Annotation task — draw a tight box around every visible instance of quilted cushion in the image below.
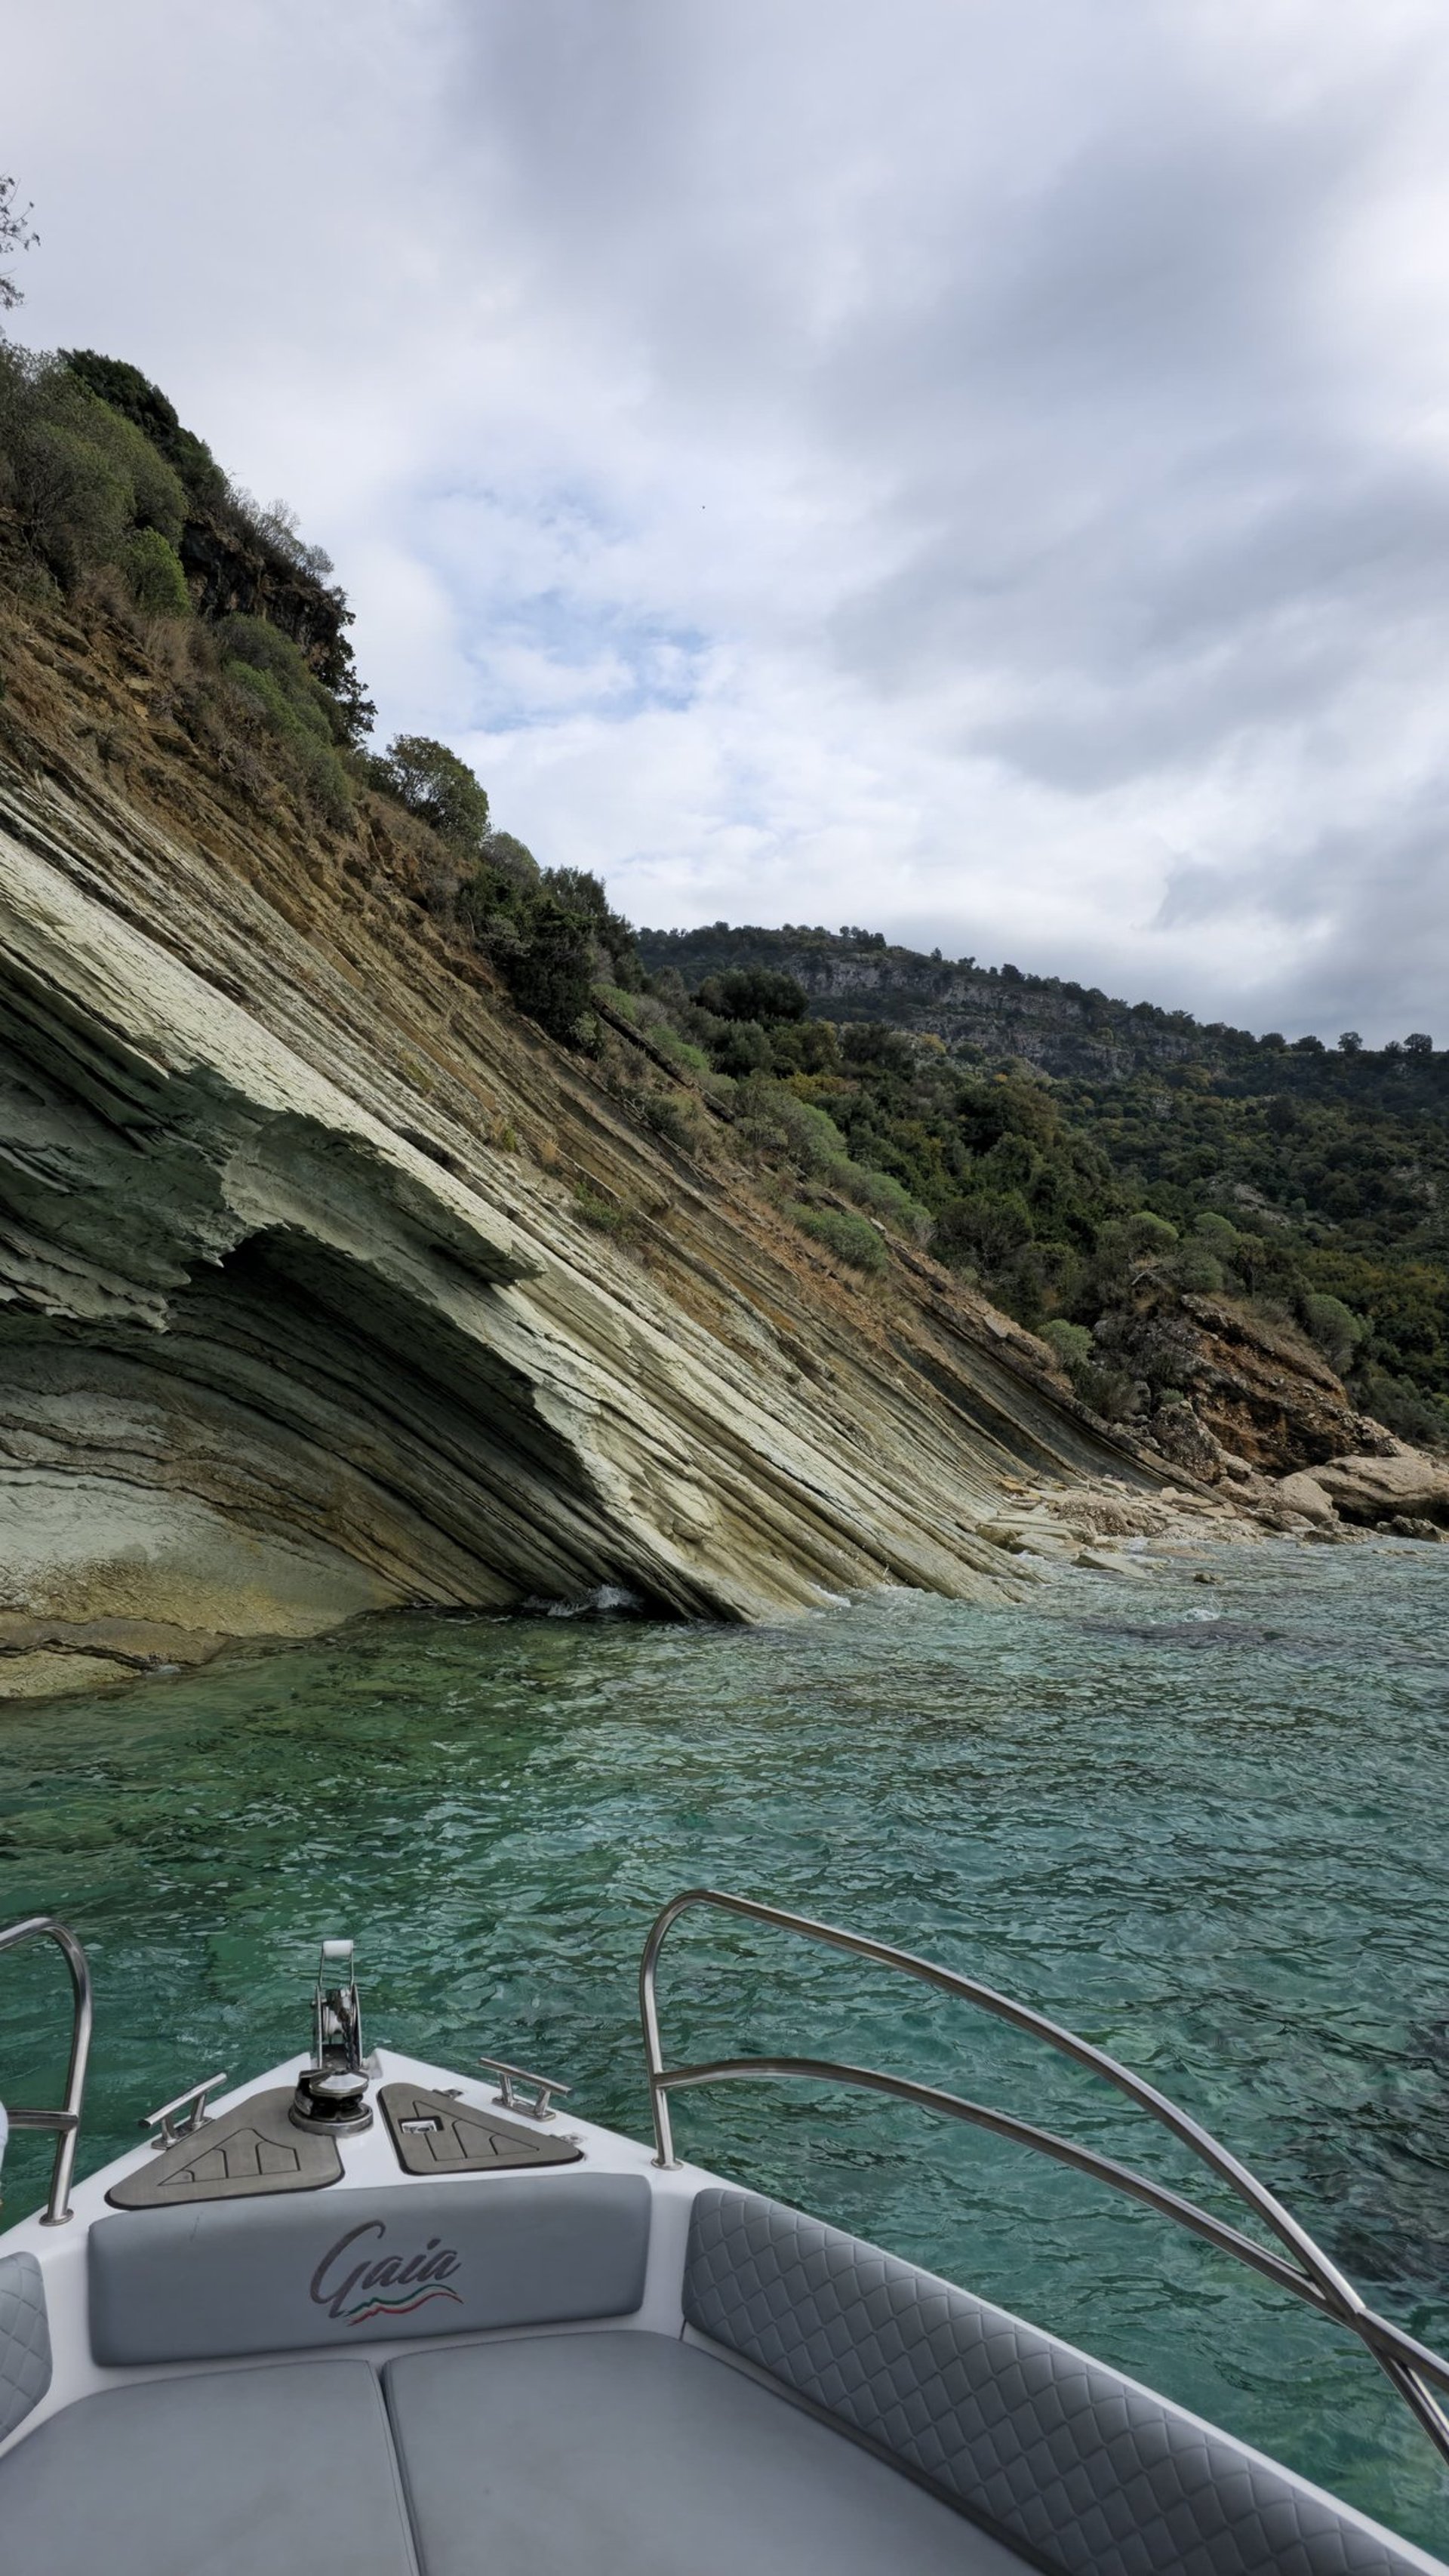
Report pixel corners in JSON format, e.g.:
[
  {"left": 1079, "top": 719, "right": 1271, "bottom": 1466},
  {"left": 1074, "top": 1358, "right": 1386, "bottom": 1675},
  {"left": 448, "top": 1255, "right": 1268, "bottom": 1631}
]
[
  {"left": 0, "top": 2252, "right": 51, "bottom": 2442},
  {"left": 683, "top": 2189, "right": 1424, "bottom": 2576}
]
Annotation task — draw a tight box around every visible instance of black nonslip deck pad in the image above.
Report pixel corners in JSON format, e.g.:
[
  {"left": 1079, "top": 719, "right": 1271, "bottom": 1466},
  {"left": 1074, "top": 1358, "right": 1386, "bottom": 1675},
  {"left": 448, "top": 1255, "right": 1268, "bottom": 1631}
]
[
  {"left": 106, "top": 2088, "right": 343, "bottom": 2208},
  {"left": 379, "top": 2082, "right": 583, "bottom": 2175}
]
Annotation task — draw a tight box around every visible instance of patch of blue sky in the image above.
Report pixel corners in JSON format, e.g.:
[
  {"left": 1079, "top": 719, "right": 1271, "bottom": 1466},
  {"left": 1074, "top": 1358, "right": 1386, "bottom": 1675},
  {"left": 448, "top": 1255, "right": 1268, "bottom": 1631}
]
[
  {"left": 466, "top": 594, "right": 710, "bottom": 731},
  {"left": 416, "top": 475, "right": 710, "bottom": 728}
]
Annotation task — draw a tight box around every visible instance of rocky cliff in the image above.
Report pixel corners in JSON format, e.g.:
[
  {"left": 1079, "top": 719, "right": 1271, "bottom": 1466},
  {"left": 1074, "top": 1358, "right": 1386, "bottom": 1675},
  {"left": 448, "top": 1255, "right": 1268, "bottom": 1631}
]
[
  {"left": 638, "top": 923, "right": 1237, "bottom": 1081},
  {"left": 638, "top": 924, "right": 1449, "bottom": 1109},
  {"left": 0, "top": 588, "right": 1168, "bottom": 1698}
]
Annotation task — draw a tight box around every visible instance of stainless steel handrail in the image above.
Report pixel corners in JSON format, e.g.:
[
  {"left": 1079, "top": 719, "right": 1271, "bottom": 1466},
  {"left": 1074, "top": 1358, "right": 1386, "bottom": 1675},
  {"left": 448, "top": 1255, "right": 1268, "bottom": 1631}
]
[
  {"left": 0, "top": 1917, "right": 94, "bottom": 2225},
  {"left": 639, "top": 1887, "right": 1449, "bottom": 2467}
]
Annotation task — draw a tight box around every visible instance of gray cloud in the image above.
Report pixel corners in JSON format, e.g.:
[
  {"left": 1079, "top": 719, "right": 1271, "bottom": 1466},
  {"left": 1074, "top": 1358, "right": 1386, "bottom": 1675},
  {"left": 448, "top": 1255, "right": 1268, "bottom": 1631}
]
[{"left": 8, "top": 0, "right": 1449, "bottom": 1041}]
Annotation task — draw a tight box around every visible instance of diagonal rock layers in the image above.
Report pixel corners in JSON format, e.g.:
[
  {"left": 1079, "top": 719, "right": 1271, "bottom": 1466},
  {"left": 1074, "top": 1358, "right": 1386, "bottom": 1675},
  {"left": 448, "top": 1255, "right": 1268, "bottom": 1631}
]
[{"left": 0, "top": 743, "right": 1142, "bottom": 1695}]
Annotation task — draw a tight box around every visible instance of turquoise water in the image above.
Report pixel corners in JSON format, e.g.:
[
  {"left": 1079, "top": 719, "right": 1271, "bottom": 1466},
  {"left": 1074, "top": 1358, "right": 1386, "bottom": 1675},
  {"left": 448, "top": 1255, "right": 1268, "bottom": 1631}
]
[{"left": 2, "top": 1541, "right": 1446, "bottom": 2550}]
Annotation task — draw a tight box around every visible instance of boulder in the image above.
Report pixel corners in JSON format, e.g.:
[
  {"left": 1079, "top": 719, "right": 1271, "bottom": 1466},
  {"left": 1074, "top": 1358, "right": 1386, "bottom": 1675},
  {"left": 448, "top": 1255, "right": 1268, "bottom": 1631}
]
[
  {"left": 1313, "top": 1449, "right": 1449, "bottom": 1527},
  {"left": 1275, "top": 1471, "right": 1338, "bottom": 1527}
]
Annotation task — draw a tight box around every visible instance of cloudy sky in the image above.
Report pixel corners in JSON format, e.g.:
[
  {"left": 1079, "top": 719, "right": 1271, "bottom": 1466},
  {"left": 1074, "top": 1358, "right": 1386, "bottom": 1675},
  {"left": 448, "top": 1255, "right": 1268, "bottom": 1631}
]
[{"left": 9, "top": 1, "right": 1449, "bottom": 1039}]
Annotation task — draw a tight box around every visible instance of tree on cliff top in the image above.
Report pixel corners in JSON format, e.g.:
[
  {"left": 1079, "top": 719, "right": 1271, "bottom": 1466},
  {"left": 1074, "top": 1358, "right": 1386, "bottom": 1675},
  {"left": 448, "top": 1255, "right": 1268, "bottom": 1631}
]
[
  {"left": 60, "top": 349, "right": 226, "bottom": 508},
  {"left": 1, "top": 176, "right": 37, "bottom": 317},
  {"left": 376, "top": 734, "right": 491, "bottom": 854}
]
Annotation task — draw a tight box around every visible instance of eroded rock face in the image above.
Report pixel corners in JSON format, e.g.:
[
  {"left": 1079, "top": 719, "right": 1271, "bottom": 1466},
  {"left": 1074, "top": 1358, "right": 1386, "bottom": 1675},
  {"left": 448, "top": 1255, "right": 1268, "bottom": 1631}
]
[
  {"left": 0, "top": 710, "right": 1149, "bottom": 1694},
  {"left": 1132, "top": 1295, "right": 1383, "bottom": 1474}
]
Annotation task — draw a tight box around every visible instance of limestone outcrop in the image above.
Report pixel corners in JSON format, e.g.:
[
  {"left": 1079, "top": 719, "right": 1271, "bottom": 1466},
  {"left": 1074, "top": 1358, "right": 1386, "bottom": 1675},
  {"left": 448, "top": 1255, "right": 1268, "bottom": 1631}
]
[
  {"left": 1275, "top": 1470, "right": 1338, "bottom": 1527},
  {"left": 0, "top": 596, "right": 1155, "bottom": 1695},
  {"left": 1311, "top": 1450, "right": 1449, "bottom": 1528}
]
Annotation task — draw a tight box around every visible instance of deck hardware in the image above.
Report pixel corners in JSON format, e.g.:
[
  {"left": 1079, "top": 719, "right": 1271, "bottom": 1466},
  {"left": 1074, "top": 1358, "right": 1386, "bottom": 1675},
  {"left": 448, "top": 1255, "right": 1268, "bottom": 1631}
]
[
  {"left": 0, "top": 1917, "right": 93, "bottom": 2225},
  {"left": 313, "top": 1937, "right": 364, "bottom": 2073},
  {"left": 477, "top": 2055, "right": 571, "bottom": 2122},
  {"left": 141, "top": 2073, "right": 229, "bottom": 2149},
  {"left": 289, "top": 1936, "right": 373, "bottom": 2134},
  {"left": 639, "top": 1885, "right": 1449, "bottom": 2473}
]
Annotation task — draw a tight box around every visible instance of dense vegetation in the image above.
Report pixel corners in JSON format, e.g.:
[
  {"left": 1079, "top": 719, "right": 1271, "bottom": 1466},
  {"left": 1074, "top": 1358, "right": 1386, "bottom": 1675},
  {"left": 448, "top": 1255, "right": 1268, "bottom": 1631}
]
[{"left": 636, "top": 930, "right": 1449, "bottom": 1446}]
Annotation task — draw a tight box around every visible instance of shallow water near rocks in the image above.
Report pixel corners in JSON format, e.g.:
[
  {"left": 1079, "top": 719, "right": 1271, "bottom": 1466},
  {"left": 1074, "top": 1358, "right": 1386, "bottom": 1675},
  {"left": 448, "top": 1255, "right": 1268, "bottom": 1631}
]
[{"left": 2, "top": 1540, "right": 1446, "bottom": 2550}]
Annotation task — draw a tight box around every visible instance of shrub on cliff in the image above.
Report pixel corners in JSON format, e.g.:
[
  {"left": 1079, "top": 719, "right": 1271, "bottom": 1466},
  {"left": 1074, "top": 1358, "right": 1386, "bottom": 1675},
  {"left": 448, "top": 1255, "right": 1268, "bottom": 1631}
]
[
  {"left": 834, "top": 1162, "right": 928, "bottom": 1233},
  {"left": 709, "top": 1017, "right": 772, "bottom": 1076},
  {"left": 841, "top": 1020, "right": 915, "bottom": 1077},
  {"left": 735, "top": 1075, "right": 848, "bottom": 1176},
  {"left": 1302, "top": 1292, "right": 1364, "bottom": 1375},
  {"left": 220, "top": 614, "right": 347, "bottom": 739},
  {"left": 441, "top": 811, "right": 641, "bottom": 1041},
  {"left": 636, "top": 1086, "right": 708, "bottom": 1150},
  {"left": 1169, "top": 1242, "right": 1224, "bottom": 1296},
  {"left": 539, "top": 864, "right": 640, "bottom": 988},
  {"left": 488, "top": 894, "right": 595, "bottom": 1038},
  {"left": 1040, "top": 1317, "right": 1093, "bottom": 1372},
  {"left": 1072, "top": 1359, "right": 1139, "bottom": 1422},
  {"left": 372, "top": 743, "right": 639, "bottom": 1039},
  {"left": 481, "top": 829, "right": 540, "bottom": 890},
  {"left": 123, "top": 527, "right": 191, "bottom": 616},
  {"left": 1192, "top": 1211, "right": 1240, "bottom": 1256},
  {"left": 766, "top": 1017, "right": 839, "bottom": 1076},
  {"left": 789, "top": 1204, "right": 888, "bottom": 1273},
  {"left": 217, "top": 614, "right": 355, "bottom": 823},
  {"left": 1354, "top": 1363, "right": 1446, "bottom": 1446}
]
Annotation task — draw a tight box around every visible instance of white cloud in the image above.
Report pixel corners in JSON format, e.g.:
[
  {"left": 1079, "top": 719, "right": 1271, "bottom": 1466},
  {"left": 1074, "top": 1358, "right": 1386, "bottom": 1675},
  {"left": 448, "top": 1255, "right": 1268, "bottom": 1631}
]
[{"left": 8, "top": 0, "right": 1449, "bottom": 1039}]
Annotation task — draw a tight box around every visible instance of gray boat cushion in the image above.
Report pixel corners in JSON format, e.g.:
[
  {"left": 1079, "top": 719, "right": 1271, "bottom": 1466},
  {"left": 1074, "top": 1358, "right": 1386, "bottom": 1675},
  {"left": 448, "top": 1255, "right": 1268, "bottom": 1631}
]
[
  {"left": 0, "top": 2251, "right": 51, "bottom": 2441},
  {"left": 0, "top": 2356, "right": 415, "bottom": 2576},
  {"left": 684, "top": 2189, "right": 1426, "bottom": 2576},
  {"left": 89, "top": 2171, "right": 650, "bottom": 2364},
  {"left": 385, "top": 2326, "right": 1030, "bottom": 2575}
]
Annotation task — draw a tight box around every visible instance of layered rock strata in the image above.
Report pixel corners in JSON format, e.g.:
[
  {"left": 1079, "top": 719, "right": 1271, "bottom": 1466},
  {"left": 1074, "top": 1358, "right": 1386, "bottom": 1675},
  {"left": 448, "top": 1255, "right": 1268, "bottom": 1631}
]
[{"left": 0, "top": 610, "right": 1160, "bottom": 1695}]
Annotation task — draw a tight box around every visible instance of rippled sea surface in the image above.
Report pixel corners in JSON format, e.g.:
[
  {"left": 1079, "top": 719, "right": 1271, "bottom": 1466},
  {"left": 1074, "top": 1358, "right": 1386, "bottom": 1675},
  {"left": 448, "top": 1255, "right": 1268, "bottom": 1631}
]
[{"left": 2, "top": 1540, "right": 1446, "bottom": 2548}]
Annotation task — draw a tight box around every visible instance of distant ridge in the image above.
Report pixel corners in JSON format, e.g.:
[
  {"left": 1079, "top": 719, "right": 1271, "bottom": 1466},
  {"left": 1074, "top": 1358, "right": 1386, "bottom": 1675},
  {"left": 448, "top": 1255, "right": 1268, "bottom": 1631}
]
[{"left": 638, "top": 921, "right": 1444, "bottom": 1100}]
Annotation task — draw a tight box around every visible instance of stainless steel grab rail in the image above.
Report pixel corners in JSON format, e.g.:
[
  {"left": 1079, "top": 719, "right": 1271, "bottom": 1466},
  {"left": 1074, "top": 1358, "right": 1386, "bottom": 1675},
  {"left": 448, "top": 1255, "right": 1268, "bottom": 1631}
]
[
  {"left": 0, "top": 1917, "right": 94, "bottom": 2225},
  {"left": 639, "top": 1887, "right": 1449, "bottom": 2467}
]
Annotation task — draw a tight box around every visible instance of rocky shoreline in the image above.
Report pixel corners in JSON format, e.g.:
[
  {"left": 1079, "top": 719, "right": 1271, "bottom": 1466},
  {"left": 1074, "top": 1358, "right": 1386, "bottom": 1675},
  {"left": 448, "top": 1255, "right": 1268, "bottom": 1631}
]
[{"left": 976, "top": 1433, "right": 1449, "bottom": 1583}]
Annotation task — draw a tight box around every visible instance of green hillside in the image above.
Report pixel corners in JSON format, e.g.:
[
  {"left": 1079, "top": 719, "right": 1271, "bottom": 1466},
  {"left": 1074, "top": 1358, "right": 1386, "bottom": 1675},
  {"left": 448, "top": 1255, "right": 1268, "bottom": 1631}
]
[{"left": 635, "top": 926, "right": 1449, "bottom": 1445}]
